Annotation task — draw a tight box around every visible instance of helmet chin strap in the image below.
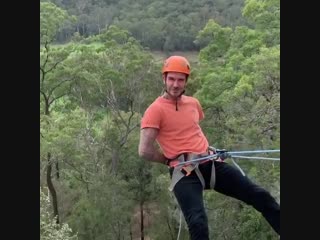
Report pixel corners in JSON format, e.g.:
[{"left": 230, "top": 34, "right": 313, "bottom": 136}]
[{"left": 164, "top": 84, "right": 185, "bottom": 111}]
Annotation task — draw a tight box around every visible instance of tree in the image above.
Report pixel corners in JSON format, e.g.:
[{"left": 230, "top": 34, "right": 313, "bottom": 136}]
[
  {"left": 242, "top": 0, "right": 280, "bottom": 46},
  {"left": 88, "top": 6, "right": 116, "bottom": 34},
  {"left": 40, "top": 2, "right": 76, "bottom": 45},
  {"left": 41, "top": 1, "right": 77, "bottom": 223},
  {"left": 40, "top": 187, "right": 78, "bottom": 240},
  {"left": 64, "top": 26, "right": 161, "bottom": 174},
  {"left": 190, "top": 0, "right": 280, "bottom": 237}
]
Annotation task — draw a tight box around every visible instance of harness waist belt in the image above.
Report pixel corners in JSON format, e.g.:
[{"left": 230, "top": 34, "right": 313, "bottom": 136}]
[{"left": 168, "top": 151, "right": 216, "bottom": 191}]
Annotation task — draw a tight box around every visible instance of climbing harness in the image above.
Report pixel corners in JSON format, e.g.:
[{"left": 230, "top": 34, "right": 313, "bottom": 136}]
[
  {"left": 168, "top": 150, "right": 219, "bottom": 191},
  {"left": 171, "top": 149, "right": 280, "bottom": 178},
  {"left": 172, "top": 148, "right": 280, "bottom": 240}
]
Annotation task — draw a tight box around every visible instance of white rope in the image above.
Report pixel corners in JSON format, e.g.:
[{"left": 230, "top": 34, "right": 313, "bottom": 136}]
[
  {"left": 228, "top": 150, "right": 280, "bottom": 154},
  {"left": 173, "top": 149, "right": 280, "bottom": 240},
  {"left": 177, "top": 209, "right": 182, "bottom": 240},
  {"left": 231, "top": 158, "right": 246, "bottom": 176},
  {"left": 174, "top": 149, "right": 280, "bottom": 167},
  {"left": 230, "top": 155, "right": 280, "bottom": 161}
]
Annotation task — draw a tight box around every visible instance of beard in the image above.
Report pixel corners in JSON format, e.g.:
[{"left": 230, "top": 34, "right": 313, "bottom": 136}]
[{"left": 164, "top": 86, "right": 185, "bottom": 99}]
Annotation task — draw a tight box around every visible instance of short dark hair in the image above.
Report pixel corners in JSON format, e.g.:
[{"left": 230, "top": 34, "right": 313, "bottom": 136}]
[{"left": 164, "top": 73, "right": 189, "bottom": 81}]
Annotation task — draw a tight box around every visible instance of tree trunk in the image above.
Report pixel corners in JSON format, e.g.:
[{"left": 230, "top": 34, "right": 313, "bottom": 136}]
[
  {"left": 140, "top": 201, "right": 144, "bottom": 240},
  {"left": 46, "top": 152, "right": 59, "bottom": 224},
  {"left": 129, "top": 225, "right": 133, "bottom": 240},
  {"left": 55, "top": 162, "right": 60, "bottom": 179},
  {"left": 110, "top": 149, "right": 119, "bottom": 175}
]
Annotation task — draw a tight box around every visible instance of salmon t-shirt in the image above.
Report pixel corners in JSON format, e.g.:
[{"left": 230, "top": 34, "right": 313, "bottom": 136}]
[{"left": 141, "top": 95, "right": 209, "bottom": 159}]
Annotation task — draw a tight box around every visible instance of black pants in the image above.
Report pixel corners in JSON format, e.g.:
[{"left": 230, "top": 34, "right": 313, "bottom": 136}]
[{"left": 171, "top": 161, "right": 280, "bottom": 240}]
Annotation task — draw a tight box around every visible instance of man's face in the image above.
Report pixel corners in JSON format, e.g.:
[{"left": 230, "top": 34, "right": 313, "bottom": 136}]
[{"left": 163, "top": 72, "right": 187, "bottom": 98}]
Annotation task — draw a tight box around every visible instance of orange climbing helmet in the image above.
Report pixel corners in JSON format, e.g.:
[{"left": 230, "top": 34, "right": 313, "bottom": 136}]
[{"left": 162, "top": 56, "right": 190, "bottom": 75}]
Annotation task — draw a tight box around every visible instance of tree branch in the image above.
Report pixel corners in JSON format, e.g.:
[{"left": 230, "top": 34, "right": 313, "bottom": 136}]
[
  {"left": 48, "top": 93, "right": 69, "bottom": 105},
  {"left": 48, "top": 78, "right": 73, "bottom": 99},
  {"left": 44, "top": 59, "right": 65, "bottom": 75},
  {"left": 64, "top": 159, "right": 93, "bottom": 185},
  {"left": 40, "top": 90, "right": 48, "bottom": 102}
]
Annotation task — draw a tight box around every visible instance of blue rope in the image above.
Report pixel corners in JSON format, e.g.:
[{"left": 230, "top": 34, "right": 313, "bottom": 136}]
[
  {"left": 228, "top": 149, "right": 280, "bottom": 154},
  {"left": 230, "top": 155, "right": 280, "bottom": 161}
]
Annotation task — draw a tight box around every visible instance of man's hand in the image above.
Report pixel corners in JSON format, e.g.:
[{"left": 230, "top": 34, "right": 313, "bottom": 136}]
[{"left": 139, "top": 128, "right": 167, "bottom": 164}]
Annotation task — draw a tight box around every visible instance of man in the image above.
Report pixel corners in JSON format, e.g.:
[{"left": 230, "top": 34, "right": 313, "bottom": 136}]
[{"left": 138, "top": 55, "right": 280, "bottom": 239}]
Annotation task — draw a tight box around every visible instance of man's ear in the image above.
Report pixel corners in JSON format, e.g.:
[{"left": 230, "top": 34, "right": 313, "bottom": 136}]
[{"left": 162, "top": 74, "right": 166, "bottom": 84}]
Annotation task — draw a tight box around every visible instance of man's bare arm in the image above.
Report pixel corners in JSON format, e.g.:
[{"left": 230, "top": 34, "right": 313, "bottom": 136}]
[{"left": 138, "top": 128, "right": 167, "bottom": 164}]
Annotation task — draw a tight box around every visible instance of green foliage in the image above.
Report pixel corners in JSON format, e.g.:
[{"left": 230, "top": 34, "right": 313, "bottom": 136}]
[
  {"left": 40, "top": 43, "right": 77, "bottom": 115},
  {"left": 49, "top": 0, "right": 247, "bottom": 50},
  {"left": 228, "top": 26, "right": 264, "bottom": 57},
  {"left": 67, "top": 176, "right": 134, "bottom": 240},
  {"left": 81, "top": 25, "right": 134, "bottom": 45},
  {"left": 193, "top": 0, "right": 280, "bottom": 151},
  {"left": 242, "top": 0, "right": 280, "bottom": 46},
  {"left": 40, "top": 2, "right": 76, "bottom": 44},
  {"left": 40, "top": 104, "right": 87, "bottom": 160},
  {"left": 235, "top": 205, "right": 278, "bottom": 240},
  {"left": 197, "top": 20, "right": 233, "bottom": 63},
  {"left": 243, "top": 0, "right": 279, "bottom": 29},
  {"left": 147, "top": 172, "right": 187, "bottom": 239},
  {"left": 189, "top": 2, "right": 280, "bottom": 238},
  {"left": 40, "top": 0, "right": 280, "bottom": 239},
  {"left": 40, "top": 20, "right": 162, "bottom": 239},
  {"left": 40, "top": 188, "right": 78, "bottom": 240},
  {"left": 52, "top": 27, "right": 162, "bottom": 111}
]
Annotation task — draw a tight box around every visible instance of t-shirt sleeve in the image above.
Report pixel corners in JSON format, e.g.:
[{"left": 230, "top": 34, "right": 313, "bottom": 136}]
[
  {"left": 141, "top": 104, "right": 161, "bottom": 129},
  {"left": 195, "top": 99, "right": 205, "bottom": 121}
]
